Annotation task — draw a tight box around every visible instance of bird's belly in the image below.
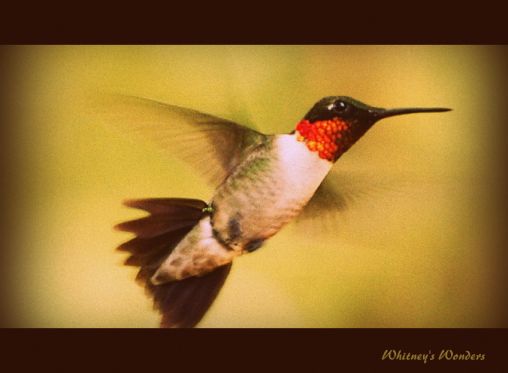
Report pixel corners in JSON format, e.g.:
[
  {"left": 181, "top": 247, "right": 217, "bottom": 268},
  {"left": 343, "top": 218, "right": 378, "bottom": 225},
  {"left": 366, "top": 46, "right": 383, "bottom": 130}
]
[{"left": 211, "top": 134, "right": 332, "bottom": 252}]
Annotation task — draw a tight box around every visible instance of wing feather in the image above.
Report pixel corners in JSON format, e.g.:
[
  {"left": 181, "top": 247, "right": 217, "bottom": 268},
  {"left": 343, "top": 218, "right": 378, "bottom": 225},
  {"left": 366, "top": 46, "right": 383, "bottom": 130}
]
[
  {"left": 297, "top": 166, "right": 422, "bottom": 232},
  {"left": 93, "top": 94, "right": 267, "bottom": 186}
]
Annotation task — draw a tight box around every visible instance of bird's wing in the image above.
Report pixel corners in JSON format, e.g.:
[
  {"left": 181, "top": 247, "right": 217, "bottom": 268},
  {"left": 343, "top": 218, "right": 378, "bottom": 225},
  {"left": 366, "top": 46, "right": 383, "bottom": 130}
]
[
  {"left": 296, "top": 166, "right": 416, "bottom": 231},
  {"left": 94, "top": 94, "right": 267, "bottom": 186}
]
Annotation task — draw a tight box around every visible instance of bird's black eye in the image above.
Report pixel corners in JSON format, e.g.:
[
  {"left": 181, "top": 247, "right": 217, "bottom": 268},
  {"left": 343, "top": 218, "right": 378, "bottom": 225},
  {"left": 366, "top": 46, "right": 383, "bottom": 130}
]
[{"left": 334, "top": 100, "right": 347, "bottom": 112}]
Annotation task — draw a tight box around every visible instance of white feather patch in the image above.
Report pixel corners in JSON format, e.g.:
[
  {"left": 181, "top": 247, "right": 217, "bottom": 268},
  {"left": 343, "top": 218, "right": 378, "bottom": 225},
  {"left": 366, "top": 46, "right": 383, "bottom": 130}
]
[{"left": 273, "top": 134, "right": 333, "bottom": 208}]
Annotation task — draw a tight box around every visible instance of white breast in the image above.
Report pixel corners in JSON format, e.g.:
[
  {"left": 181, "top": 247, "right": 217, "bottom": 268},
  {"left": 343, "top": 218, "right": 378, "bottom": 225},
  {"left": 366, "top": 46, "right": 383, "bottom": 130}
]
[
  {"left": 208, "top": 133, "right": 333, "bottom": 246},
  {"left": 273, "top": 134, "right": 333, "bottom": 208}
]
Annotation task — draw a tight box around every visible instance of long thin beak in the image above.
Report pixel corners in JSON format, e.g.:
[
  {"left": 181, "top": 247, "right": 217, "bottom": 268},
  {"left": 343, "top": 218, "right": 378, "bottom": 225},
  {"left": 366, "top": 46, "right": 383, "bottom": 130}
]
[{"left": 375, "top": 107, "right": 452, "bottom": 120}]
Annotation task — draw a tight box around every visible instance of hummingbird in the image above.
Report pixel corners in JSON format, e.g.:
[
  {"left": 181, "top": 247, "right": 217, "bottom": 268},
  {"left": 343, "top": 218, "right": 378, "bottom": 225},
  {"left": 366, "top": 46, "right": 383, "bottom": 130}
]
[{"left": 112, "top": 95, "right": 451, "bottom": 328}]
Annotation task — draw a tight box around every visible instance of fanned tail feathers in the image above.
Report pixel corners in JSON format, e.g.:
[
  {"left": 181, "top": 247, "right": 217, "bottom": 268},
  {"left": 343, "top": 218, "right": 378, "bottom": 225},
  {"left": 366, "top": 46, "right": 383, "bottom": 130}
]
[{"left": 115, "top": 198, "right": 232, "bottom": 328}]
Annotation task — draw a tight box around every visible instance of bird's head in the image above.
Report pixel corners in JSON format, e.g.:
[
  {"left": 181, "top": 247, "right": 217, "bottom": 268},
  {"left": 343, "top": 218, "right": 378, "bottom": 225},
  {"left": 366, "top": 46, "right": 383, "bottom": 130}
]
[{"left": 295, "top": 96, "right": 451, "bottom": 161}]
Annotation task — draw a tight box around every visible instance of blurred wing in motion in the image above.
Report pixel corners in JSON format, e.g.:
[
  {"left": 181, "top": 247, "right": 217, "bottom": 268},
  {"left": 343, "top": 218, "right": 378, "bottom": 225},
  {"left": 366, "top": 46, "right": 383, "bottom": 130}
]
[
  {"left": 94, "top": 94, "right": 267, "bottom": 186},
  {"left": 296, "top": 166, "right": 421, "bottom": 233}
]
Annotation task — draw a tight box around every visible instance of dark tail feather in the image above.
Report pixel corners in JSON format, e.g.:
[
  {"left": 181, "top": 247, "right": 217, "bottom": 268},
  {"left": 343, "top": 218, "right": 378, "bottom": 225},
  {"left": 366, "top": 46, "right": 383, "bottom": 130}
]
[
  {"left": 123, "top": 198, "right": 208, "bottom": 215},
  {"left": 151, "top": 263, "right": 232, "bottom": 328},
  {"left": 116, "top": 198, "right": 232, "bottom": 328}
]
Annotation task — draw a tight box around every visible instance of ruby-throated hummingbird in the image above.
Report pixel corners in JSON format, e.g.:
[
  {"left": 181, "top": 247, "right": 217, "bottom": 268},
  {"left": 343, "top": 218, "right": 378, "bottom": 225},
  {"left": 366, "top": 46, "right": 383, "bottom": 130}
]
[{"left": 113, "top": 95, "right": 451, "bottom": 328}]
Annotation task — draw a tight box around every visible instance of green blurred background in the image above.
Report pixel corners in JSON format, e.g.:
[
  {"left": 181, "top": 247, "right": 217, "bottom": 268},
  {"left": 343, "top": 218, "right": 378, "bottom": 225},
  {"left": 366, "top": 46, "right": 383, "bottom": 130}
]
[{"left": 1, "top": 45, "right": 506, "bottom": 327}]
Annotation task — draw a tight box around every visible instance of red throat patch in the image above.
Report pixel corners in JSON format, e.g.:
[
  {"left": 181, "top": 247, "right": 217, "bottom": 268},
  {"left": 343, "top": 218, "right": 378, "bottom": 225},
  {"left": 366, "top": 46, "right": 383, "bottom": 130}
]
[{"left": 295, "top": 117, "right": 349, "bottom": 161}]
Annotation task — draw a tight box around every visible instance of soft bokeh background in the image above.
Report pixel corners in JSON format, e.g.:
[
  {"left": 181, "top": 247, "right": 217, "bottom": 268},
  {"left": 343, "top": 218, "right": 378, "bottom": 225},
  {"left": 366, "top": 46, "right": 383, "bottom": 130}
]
[{"left": 2, "top": 45, "right": 506, "bottom": 327}]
